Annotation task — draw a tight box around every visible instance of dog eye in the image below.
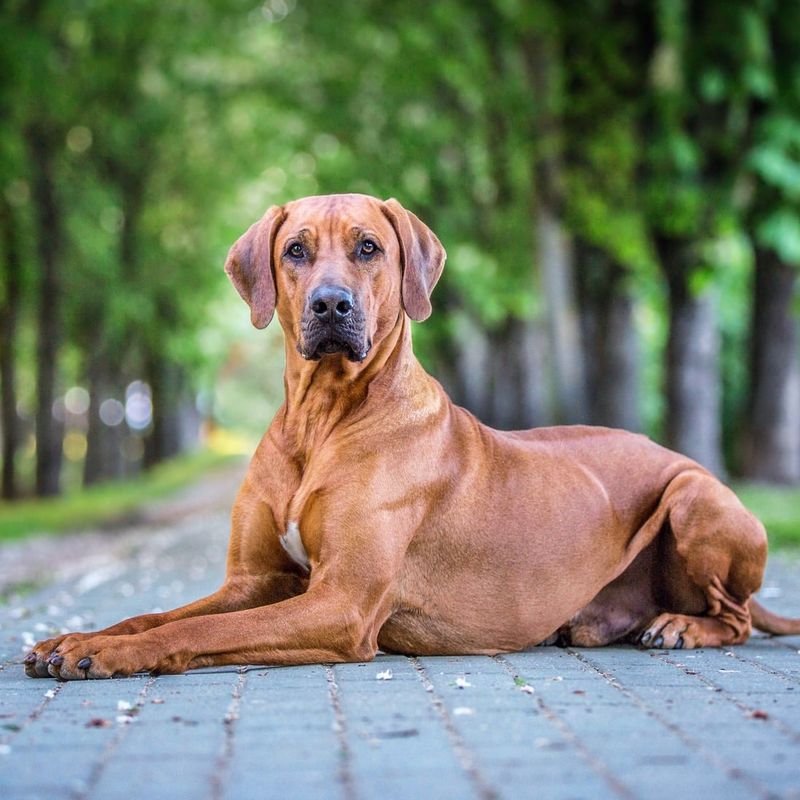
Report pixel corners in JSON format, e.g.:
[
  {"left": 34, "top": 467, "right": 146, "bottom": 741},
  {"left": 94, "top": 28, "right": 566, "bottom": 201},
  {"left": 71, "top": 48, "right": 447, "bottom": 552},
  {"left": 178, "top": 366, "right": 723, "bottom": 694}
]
[
  {"left": 358, "top": 240, "right": 378, "bottom": 257},
  {"left": 287, "top": 243, "right": 305, "bottom": 259}
]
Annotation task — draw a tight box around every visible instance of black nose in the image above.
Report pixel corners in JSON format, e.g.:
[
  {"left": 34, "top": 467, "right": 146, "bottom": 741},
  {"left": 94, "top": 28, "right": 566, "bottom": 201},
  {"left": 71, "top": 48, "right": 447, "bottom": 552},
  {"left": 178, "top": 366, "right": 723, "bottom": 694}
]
[{"left": 310, "top": 285, "right": 354, "bottom": 322}]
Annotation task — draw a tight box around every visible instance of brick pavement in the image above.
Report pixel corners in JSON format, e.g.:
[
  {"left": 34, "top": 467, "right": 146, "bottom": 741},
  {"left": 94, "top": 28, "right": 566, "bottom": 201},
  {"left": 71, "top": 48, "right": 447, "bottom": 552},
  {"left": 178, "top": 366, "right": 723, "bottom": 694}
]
[{"left": 1, "top": 469, "right": 799, "bottom": 799}]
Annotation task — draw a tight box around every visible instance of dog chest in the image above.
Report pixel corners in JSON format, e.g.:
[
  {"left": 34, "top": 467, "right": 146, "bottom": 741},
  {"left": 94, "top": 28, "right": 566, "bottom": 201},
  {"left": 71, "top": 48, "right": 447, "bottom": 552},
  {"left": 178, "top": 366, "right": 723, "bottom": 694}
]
[{"left": 280, "top": 521, "right": 311, "bottom": 573}]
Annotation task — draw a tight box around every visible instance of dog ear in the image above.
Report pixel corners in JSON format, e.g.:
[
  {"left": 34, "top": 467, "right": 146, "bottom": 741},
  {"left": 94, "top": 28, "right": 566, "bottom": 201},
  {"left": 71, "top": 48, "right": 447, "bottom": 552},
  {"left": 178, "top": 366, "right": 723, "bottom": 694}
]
[
  {"left": 381, "top": 198, "right": 446, "bottom": 321},
  {"left": 224, "top": 205, "right": 286, "bottom": 329}
]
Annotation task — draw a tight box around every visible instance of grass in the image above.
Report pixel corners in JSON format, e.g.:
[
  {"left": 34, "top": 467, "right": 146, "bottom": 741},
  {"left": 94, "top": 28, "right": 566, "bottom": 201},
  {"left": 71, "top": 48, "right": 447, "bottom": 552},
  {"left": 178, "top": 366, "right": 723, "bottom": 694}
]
[
  {"left": 735, "top": 483, "right": 800, "bottom": 549},
  {"left": 0, "top": 447, "right": 244, "bottom": 542}
]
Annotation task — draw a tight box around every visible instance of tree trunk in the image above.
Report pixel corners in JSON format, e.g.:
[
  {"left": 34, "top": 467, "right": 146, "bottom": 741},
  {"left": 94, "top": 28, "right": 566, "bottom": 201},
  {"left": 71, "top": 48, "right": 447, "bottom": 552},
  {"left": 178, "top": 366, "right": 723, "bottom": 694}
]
[
  {"left": 0, "top": 198, "right": 22, "bottom": 499},
  {"left": 577, "top": 245, "right": 641, "bottom": 431},
  {"left": 83, "top": 351, "right": 125, "bottom": 485},
  {"left": 657, "top": 238, "right": 725, "bottom": 477},
  {"left": 26, "top": 123, "right": 64, "bottom": 496},
  {"left": 597, "top": 290, "right": 640, "bottom": 431},
  {"left": 82, "top": 169, "right": 145, "bottom": 485},
  {"left": 435, "top": 310, "right": 493, "bottom": 421},
  {"left": 433, "top": 314, "right": 548, "bottom": 431},
  {"left": 537, "top": 208, "right": 587, "bottom": 423},
  {"left": 740, "top": 249, "right": 800, "bottom": 483},
  {"left": 523, "top": 28, "right": 587, "bottom": 424},
  {"left": 486, "top": 318, "right": 549, "bottom": 430},
  {"left": 144, "top": 355, "right": 194, "bottom": 467}
]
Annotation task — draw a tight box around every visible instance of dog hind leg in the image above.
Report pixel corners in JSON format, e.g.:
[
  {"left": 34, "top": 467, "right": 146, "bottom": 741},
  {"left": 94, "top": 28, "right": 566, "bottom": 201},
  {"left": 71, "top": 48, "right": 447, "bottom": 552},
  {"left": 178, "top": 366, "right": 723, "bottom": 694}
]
[
  {"left": 562, "top": 543, "right": 660, "bottom": 647},
  {"left": 638, "top": 470, "right": 767, "bottom": 649}
]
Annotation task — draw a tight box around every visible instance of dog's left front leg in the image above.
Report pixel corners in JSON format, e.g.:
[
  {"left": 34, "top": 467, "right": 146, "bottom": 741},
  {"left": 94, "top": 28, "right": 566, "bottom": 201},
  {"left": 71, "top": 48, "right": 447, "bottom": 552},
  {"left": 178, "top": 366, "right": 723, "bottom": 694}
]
[{"left": 47, "top": 580, "right": 390, "bottom": 679}]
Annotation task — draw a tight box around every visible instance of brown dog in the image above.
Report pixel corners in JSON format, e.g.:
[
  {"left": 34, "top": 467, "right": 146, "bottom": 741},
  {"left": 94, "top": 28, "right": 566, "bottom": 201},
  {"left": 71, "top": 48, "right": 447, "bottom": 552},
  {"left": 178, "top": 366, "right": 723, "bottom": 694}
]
[{"left": 25, "top": 193, "right": 800, "bottom": 680}]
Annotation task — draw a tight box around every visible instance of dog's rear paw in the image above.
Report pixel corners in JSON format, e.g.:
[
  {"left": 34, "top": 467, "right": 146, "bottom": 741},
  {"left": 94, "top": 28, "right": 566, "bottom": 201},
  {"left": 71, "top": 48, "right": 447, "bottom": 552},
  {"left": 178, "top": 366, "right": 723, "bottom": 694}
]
[
  {"left": 638, "top": 614, "right": 692, "bottom": 649},
  {"left": 638, "top": 610, "right": 750, "bottom": 649}
]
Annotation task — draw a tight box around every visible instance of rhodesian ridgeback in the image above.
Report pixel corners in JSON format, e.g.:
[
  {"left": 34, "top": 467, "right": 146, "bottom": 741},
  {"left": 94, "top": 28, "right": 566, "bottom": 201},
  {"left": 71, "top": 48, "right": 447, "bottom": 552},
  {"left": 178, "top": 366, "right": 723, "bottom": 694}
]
[{"left": 26, "top": 193, "right": 800, "bottom": 680}]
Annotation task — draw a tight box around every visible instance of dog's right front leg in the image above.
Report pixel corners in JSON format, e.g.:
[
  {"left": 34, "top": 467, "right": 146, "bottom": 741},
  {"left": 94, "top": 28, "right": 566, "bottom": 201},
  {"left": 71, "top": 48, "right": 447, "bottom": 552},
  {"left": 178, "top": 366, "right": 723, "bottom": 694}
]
[
  {"left": 24, "top": 572, "right": 306, "bottom": 677},
  {"left": 25, "top": 483, "right": 304, "bottom": 677}
]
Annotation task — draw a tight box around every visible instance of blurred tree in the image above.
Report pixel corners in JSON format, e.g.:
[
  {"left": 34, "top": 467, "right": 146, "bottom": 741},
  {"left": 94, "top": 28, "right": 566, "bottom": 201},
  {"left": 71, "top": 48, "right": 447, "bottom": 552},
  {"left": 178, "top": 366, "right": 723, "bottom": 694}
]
[
  {"left": 561, "top": 0, "right": 656, "bottom": 432},
  {"left": 636, "top": 0, "right": 777, "bottom": 477},
  {"left": 0, "top": 15, "right": 26, "bottom": 499},
  {"left": 1, "top": 0, "right": 269, "bottom": 494},
  {"left": 18, "top": 1, "right": 70, "bottom": 497},
  {"left": 521, "top": 3, "right": 588, "bottom": 424},
  {"left": 0, "top": 195, "right": 22, "bottom": 499},
  {"left": 740, "top": 0, "right": 800, "bottom": 483},
  {"left": 27, "top": 122, "right": 65, "bottom": 497},
  {"left": 69, "top": 2, "right": 166, "bottom": 481}
]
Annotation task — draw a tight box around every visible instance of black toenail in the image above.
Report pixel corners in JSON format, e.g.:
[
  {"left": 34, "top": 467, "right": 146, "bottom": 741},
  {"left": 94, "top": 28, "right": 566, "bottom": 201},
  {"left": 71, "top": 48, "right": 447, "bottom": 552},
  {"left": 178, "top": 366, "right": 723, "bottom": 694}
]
[
  {"left": 641, "top": 632, "right": 651, "bottom": 644},
  {"left": 653, "top": 635, "right": 664, "bottom": 648},
  {"left": 48, "top": 655, "right": 63, "bottom": 666},
  {"left": 24, "top": 653, "right": 37, "bottom": 664},
  {"left": 77, "top": 657, "right": 91, "bottom": 670},
  {"left": 675, "top": 636, "right": 684, "bottom": 649}
]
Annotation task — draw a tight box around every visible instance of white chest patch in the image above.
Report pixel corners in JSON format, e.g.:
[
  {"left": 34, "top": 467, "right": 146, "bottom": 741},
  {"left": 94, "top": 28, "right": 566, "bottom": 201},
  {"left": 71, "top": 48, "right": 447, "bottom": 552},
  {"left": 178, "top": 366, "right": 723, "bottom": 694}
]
[{"left": 280, "top": 521, "right": 310, "bottom": 573}]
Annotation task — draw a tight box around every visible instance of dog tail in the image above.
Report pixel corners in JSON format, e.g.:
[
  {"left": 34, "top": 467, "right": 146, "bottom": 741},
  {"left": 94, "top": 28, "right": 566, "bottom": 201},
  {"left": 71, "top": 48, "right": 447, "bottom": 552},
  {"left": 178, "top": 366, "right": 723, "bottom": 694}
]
[{"left": 749, "top": 598, "right": 800, "bottom": 636}]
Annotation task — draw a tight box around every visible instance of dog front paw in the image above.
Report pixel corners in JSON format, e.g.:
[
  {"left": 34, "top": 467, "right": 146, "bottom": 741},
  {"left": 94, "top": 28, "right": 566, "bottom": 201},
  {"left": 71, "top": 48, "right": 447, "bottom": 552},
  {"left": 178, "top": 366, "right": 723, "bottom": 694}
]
[
  {"left": 43, "top": 632, "right": 188, "bottom": 680},
  {"left": 24, "top": 631, "right": 95, "bottom": 678}
]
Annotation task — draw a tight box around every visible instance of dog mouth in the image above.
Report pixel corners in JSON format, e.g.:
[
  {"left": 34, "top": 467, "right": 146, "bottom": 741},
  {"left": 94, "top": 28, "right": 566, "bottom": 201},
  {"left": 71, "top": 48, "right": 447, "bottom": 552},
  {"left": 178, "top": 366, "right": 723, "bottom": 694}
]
[
  {"left": 299, "top": 307, "right": 371, "bottom": 363},
  {"left": 306, "top": 338, "right": 370, "bottom": 362},
  {"left": 299, "top": 329, "right": 371, "bottom": 363}
]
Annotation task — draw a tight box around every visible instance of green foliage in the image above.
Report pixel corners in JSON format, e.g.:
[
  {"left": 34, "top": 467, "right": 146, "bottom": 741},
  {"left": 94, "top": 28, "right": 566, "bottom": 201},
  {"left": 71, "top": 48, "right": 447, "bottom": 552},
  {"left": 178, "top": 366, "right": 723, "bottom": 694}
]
[
  {"left": 757, "top": 210, "right": 800, "bottom": 265},
  {"left": 736, "top": 483, "right": 800, "bottom": 548},
  {"left": 749, "top": 119, "right": 800, "bottom": 201}
]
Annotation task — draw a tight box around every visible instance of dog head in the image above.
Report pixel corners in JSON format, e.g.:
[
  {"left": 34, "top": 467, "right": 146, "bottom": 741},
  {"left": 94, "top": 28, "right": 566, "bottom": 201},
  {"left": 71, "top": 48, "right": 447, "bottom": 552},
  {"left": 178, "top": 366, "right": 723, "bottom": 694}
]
[{"left": 224, "top": 194, "right": 445, "bottom": 362}]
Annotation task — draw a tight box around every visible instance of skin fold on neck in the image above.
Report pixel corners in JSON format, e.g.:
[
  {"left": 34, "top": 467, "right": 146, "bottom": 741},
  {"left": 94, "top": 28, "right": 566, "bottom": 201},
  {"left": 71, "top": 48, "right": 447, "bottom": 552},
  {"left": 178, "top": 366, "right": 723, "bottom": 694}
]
[{"left": 280, "top": 312, "right": 419, "bottom": 460}]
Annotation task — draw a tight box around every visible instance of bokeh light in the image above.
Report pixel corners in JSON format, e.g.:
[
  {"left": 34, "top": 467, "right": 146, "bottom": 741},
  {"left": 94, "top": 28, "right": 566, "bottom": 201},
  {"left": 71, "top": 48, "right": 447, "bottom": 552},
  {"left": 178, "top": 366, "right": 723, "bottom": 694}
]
[
  {"left": 99, "top": 398, "right": 125, "bottom": 427},
  {"left": 125, "top": 381, "right": 153, "bottom": 431},
  {"left": 63, "top": 431, "right": 88, "bottom": 461},
  {"left": 64, "top": 386, "right": 90, "bottom": 416}
]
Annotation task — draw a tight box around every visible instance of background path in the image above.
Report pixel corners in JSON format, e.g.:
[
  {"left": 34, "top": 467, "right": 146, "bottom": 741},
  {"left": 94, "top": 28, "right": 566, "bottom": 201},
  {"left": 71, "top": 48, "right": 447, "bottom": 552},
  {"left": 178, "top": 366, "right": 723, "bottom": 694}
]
[{"left": 1, "top": 465, "right": 799, "bottom": 800}]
